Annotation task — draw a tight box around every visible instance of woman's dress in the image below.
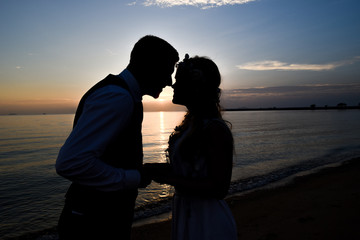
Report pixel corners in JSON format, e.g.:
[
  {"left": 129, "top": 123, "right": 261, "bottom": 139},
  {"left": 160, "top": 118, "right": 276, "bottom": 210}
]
[{"left": 169, "top": 119, "right": 238, "bottom": 240}]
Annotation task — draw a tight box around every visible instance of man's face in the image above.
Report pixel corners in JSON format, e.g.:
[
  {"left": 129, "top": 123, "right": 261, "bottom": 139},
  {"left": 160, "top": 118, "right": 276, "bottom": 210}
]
[{"left": 144, "top": 61, "right": 176, "bottom": 99}]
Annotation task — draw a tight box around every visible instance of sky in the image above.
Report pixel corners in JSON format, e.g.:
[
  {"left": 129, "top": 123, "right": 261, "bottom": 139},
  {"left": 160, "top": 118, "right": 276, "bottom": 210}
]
[{"left": 0, "top": 0, "right": 359, "bottom": 114}]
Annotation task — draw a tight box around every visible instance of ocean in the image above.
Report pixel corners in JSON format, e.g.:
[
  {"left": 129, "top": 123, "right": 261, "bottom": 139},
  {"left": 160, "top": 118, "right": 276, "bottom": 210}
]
[{"left": 1, "top": 110, "right": 360, "bottom": 239}]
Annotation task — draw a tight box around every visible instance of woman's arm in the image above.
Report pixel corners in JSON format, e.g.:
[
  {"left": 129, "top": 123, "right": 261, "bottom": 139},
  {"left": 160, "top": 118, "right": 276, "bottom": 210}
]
[{"left": 149, "top": 120, "right": 234, "bottom": 199}]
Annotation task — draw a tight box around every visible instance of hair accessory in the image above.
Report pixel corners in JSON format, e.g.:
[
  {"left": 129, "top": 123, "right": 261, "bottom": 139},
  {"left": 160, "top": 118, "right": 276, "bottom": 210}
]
[
  {"left": 184, "top": 53, "right": 189, "bottom": 61},
  {"left": 175, "top": 53, "right": 194, "bottom": 81}
]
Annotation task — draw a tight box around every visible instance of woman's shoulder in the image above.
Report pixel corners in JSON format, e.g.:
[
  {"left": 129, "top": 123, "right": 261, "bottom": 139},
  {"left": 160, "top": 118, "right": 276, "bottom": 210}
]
[
  {"left": 203, "top": 118, "right": 233, "bottom": 140},
  {"left": 203, "top": 117, "right": 231, "bottom": 129}
]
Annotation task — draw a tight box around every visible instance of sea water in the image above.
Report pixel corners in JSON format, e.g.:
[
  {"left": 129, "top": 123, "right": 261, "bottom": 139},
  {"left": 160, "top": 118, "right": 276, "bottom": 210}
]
[{"left": 0, "top": 110, "right": 360, "bottom": 239}]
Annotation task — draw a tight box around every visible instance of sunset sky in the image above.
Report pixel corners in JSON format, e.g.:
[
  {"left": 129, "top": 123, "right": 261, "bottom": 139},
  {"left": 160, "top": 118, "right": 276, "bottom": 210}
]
[{"left": 1, "top": 0, "right": 359, "bottom": 114}]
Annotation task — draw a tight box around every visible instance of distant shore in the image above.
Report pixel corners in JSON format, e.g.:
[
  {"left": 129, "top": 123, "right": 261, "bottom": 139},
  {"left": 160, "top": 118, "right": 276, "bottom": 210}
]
[
  {"left": 2, "top": 105, "right": 360, "bottom": 116},
  {"left": 7, "top": 157, "right": 360, "bottom": 240}
]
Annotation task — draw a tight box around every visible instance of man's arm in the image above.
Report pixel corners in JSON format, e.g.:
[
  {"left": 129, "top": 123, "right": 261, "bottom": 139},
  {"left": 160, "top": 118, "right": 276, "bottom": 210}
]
[{"left": 56, "top": 85, "right": 141, "bottom": 191}]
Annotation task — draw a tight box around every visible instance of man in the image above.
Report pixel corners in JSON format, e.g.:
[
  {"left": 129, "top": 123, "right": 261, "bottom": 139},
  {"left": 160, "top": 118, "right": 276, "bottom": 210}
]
[{"left": 56, "top": 35, "right": 179, "bottom": 239}]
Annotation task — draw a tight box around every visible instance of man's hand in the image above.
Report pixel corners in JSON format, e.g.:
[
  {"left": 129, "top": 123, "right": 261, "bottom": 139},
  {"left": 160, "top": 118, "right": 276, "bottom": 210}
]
[
  {"left": 142, "top": 163, "right": 173, "bottom": 185},
  {"left": 138, "top": 167, "right": 152, "bottom": 188}
]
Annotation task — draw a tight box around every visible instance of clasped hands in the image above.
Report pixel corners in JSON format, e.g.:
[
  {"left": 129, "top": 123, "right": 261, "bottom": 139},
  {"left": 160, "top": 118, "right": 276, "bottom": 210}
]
[{"left": 138, "top": 163, "right": 174, "bottom": 188}]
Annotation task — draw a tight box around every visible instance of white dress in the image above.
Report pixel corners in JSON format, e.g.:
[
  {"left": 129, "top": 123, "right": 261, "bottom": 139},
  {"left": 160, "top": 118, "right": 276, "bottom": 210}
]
[{"left": 170, "top": 119, "right": 238, "bottom": 240}]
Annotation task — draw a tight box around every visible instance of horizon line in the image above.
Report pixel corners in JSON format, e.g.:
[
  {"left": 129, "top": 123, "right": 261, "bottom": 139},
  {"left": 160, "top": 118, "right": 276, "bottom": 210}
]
[{"left": 2, "top": 104, "right": 359, "bottom": 116}]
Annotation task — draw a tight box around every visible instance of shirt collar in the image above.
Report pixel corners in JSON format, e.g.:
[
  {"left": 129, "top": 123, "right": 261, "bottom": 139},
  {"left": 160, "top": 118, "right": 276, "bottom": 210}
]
[{"left": 118, "top": 69, "right": 142, "bottom": 102}]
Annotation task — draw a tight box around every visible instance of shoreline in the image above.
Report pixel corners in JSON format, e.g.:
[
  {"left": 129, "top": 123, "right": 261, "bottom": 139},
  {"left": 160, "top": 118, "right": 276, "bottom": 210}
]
[{"left": 5, "top": 158, "right": 360, "bottom": 240}]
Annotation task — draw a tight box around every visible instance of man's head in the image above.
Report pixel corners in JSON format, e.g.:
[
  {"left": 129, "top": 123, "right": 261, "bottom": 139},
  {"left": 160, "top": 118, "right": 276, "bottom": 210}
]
[{"left": 127, "top": 35, "right": 179, "bottom": 98}]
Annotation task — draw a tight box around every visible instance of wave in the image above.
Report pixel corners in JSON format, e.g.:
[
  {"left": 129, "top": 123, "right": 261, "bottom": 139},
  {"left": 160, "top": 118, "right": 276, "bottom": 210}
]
[{"left": 133, "top": 148, "right": 360, "bottom": 221}]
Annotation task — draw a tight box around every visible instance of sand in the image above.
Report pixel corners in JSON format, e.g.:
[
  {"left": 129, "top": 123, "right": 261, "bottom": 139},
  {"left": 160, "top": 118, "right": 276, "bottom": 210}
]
[{"left": 131, "top": 158, "right": 360, "bottom": 240}]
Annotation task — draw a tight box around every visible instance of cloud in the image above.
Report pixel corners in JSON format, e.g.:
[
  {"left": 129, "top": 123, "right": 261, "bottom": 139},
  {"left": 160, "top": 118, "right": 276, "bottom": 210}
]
[
  {"left": 221, "top": 83, "right": 360, "bottom": 108},
  {"left": 141, "top": 0, "right": 256, "bottom": 9},
  {"left": 127, "top": 1, "right": 137, "bottom": 6},
  {"left": 224, "top": 84, "right": 360, "bottom": 96},
  {"left": 237, "top": 57, "right": 360, "bottom": 71}
]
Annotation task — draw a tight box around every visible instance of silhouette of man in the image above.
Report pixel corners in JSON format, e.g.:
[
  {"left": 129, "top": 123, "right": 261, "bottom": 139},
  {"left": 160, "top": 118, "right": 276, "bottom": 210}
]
[{"left": 56, "top": 35, "right": 179, "bottom": 240}]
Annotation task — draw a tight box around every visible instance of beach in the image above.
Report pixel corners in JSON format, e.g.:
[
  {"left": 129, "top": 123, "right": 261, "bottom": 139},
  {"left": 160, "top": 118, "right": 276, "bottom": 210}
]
[{"left": 131, "top": 158, "right": 360, "bottom": 240}]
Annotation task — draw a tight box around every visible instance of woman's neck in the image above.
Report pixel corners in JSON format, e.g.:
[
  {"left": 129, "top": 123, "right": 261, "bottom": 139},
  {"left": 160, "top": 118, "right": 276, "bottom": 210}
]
[{"left": 187, "top": 104, "right": 221, "bottom": 119}]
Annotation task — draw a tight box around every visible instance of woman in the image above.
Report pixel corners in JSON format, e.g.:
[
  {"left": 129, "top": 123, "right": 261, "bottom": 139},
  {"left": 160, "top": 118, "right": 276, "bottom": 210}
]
[{"left": 146, "top": 54, "right": 237, "bottom": 240}]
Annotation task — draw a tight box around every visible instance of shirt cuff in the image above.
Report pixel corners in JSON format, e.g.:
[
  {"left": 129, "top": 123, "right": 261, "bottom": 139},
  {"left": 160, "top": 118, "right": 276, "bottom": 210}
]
[{"left": 124, "top": 169, "right": 141, "bottom": 189}]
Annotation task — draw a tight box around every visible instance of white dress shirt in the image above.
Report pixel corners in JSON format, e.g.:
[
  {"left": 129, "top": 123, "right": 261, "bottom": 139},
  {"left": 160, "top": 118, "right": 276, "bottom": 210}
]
[{"left": 56, "top": 69, "right": 142, "bottom": 192}]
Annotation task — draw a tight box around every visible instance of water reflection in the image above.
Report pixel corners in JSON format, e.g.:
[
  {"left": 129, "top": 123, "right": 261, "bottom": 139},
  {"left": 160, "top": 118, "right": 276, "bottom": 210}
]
[
  {"left": 158, "top": 112, "right": 172, "bottom": 197},
  {"left": 159, "top": 112, "right": 167, "bottom": 162},
  {"left": 158, "top": 183, "right": 172, "bottom": 198},
  {"left": 139, "top": 112, "right": 184, "bottom": 203}
]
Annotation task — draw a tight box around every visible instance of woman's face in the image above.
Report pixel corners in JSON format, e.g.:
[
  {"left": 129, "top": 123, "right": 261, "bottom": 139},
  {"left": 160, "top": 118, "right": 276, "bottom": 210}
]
[
  {"left": 171, "top": 76, "right": 187, "bottom": 106},
  {"left": 172, "top": 66, "right": 203, "bottom": 106}
]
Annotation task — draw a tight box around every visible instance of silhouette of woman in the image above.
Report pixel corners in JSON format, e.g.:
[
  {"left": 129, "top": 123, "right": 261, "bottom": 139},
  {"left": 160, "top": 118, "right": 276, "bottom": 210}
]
[{"left": 146, "top": 55, "right": 237, "bottom": 240}]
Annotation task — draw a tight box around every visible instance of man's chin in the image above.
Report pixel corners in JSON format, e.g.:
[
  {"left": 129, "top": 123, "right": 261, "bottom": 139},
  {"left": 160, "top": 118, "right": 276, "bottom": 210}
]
[
  {"left": 148, "top": 92, "right": 160, "bottom": 99},
  {"left": 152, "top": 93, "right": 160, "bottom": 99},
  {"left": 145, "top": 88, "right": 164, "bottom": 99},
  {"left": 172, "top": 98, "right": 184, "bottom": 106}
]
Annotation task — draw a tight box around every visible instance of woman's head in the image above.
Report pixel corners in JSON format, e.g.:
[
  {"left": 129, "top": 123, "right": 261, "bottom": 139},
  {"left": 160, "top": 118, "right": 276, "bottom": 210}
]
[
  {"left": 172, "top": 55, "right": 221, "bottom": 111},
  {"left": 168, "top": 56, "right": 232, "bottom": 162}
]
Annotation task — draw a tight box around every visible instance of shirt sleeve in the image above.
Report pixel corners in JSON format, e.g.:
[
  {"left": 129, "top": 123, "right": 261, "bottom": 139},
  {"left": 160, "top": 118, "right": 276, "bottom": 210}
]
[{"left": 55, "top": 85, "right": 141, "bottom": 191}]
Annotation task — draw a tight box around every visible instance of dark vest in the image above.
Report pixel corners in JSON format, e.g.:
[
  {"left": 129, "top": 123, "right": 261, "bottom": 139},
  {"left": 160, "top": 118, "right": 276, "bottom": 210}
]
[{"left": 65, "top": 74, "right": 143, "bottom": 203}]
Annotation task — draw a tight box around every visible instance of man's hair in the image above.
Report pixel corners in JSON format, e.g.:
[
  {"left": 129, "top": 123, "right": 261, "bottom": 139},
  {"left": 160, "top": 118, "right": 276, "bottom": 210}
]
[{"left": 129, "top": 35, "right": 179, "bottom": 66}]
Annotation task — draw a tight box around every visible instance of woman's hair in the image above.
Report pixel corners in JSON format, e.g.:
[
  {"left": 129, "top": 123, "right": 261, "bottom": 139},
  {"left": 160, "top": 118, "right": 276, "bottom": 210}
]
[
  {"left": 167, "top": 56, "right": 230, "bottom": 163},
  {"left": 178, "top": 56, "right": 222, "bottom": 114}
]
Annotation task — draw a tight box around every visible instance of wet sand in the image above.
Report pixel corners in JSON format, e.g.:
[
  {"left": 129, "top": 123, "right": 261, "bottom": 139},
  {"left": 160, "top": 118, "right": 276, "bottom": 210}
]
[{"left": 131, "top": 158, "right": 360, "bottom": 240}]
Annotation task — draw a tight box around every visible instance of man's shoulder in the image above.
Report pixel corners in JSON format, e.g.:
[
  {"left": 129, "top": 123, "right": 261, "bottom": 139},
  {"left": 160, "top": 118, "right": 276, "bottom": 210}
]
[
  {"left": 103, "top": 74, "right": 130, "bottom": 89},
  {"left": 88, "top": 84, "right": 133, "bottom": 103}
]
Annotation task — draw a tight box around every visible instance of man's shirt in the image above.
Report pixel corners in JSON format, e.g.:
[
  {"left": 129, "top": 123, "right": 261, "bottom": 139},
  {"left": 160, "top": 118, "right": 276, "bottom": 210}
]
[{"left": 56, "top": 69, "right": 142, "bottom": 191}]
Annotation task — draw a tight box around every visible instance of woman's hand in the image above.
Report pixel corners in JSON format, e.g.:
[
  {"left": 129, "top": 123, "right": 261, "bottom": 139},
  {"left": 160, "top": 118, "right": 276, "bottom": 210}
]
[{"left": 142, "top": 163, "right": 174, "bottom": 184}]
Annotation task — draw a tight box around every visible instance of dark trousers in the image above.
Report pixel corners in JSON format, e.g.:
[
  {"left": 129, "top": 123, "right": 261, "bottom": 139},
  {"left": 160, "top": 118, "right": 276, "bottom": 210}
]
[{"left": 58, "top": 187, "right": 137, "bottom": 240}]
